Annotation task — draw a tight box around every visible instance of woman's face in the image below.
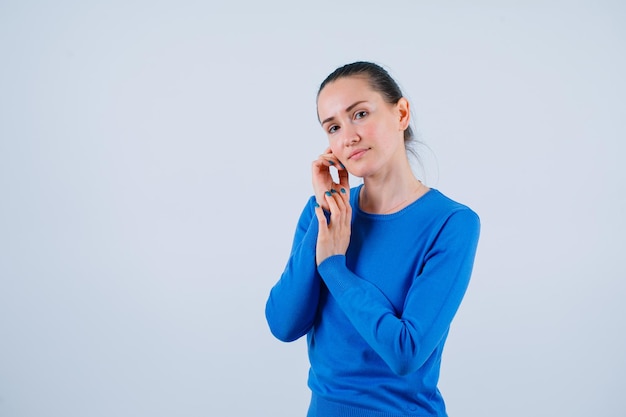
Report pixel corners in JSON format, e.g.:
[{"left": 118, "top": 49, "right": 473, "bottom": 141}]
[{"left": 317, "top": 76, "right": 409, "bottom": 179}]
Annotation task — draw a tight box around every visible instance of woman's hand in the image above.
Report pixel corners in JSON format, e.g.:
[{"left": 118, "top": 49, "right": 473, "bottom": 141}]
[
  {"left": 311, "top": 147, "right": 347, "bottom": 211},
  {"left": 313, "top": 159, "right": 351, "bottom": 266}
]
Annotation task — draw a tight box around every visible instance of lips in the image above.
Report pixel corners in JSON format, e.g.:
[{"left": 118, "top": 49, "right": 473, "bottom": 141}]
[{"left": 348, "top": 148, "right": 368, "bottom": 160}]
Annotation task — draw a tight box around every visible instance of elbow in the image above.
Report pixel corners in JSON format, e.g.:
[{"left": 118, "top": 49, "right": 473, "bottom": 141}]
[
  {"left": 392, "top": 364, "right": 412, "bottom": 377},
  {"left": 267, "top": 321, "right": 302, "bottom": 343},
  {"left": 388, "top": 357, "right": 421, "bottom": 377},
  {"left": 385, "top": 335, "right": 430, "bottom": 376},
  {"left": 388, "top": 355, "right": 431, "bottom": 376},
  {"left": 269, "top": 329, "right": 293, "bottom": 343},
  {"left": 265, "top": 304, "right": 309, "bottom": 343}
]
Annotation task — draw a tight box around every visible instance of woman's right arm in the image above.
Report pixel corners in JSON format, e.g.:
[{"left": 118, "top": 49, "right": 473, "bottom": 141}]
[{"left": 265, "top": 197, "right": 321, "bottom": 342}]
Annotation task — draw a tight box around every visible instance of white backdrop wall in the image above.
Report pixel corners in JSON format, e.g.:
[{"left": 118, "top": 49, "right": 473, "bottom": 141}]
[{"left": 1, "top": 1, "right": 624, "bottom": 416}]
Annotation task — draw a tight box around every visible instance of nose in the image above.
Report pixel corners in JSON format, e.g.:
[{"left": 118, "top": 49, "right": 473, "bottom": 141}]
[{"left": 342, "top": 124, "right": 360, "bottom": 146}]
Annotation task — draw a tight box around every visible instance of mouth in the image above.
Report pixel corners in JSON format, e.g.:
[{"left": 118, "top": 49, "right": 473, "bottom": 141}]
[{"left": 348, "top": 148, "right": 369, "bottom": 160}]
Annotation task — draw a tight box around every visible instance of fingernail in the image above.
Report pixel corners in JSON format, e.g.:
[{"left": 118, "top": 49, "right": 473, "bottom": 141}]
[
  {"left": 339, "top": 163, "right": 345, "bottom": 169},
  {"left": 340, "top": 188, "right": 346, "bottom": 194},
  {"left": 330, "top": 189, "right": 337, "bottom": 194},
  {"left": 328, "top": 160, "right": 334, "bottom": 165},
  {"left": 314, "top": 202, "right": 320, "bottom": 208},
  {"left": 325, "top": 191, "right": 332, "bottom": 196}
]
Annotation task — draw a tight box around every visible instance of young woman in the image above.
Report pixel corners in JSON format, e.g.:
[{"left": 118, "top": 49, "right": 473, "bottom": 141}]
[{"left": 265, "top": 61, "right": 480, "bottom": 417}]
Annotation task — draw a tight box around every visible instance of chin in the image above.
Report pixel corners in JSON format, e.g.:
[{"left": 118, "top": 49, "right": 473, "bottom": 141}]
[{"left": 347, "top": 167, "right": 371, "bottom": 179}]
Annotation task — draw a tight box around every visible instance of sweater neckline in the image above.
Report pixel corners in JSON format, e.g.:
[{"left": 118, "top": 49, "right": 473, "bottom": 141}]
[{"left": 352, "top": 183, "right": 436, "bottom": 219}]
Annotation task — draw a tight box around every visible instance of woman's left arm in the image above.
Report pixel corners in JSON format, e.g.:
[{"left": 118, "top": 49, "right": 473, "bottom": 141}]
[{"left": 317, "top": 209, "right": 480, "bottom": 376}]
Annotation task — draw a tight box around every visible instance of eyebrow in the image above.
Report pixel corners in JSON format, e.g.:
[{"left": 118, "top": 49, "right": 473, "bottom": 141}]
[{"left": 320, "top": 100, "right": 367, "bottom": 126}]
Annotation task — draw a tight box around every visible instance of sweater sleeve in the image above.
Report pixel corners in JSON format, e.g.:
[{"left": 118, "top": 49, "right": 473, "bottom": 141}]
[
  {"left": 265, "top": 197, "right": 322, "bottom": 342},
  {"left": 317, "top": 209, "right": 480, "bottom": 375}
]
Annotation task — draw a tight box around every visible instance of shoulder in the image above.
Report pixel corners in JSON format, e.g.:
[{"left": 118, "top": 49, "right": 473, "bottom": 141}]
[
  {"left": 426, "top": 189, "right": 478, "bottom": 217},
  {"left": 425, "top": 189, "right": 480, "bottom": 239},
  {"left": 416, "top": 189, "right": 480, "bottom": 236}
]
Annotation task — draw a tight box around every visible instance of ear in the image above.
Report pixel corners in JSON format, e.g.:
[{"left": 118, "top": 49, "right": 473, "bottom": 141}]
[{"left": 397, "top": 97, "right": 410, "bottom": 130}]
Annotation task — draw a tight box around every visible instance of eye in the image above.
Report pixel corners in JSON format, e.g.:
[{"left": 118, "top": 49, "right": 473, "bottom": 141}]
[
  {"left": 354, "top": 110, "right": 368, "bottom": 120},
  {"left": 328, "top": 125, "right": 339, "bottom": 134}
]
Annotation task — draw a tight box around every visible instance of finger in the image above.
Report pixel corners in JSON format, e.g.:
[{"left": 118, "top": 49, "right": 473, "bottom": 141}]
[
  {"left": 313, "top": 202, "right": 328, "bottom": 230},
  {"left": 338, "top": 167, "right": 350, "bottom": 190},
  {"left": 325, "top": 192, "right": 351, "bottom": 243},
  {"left": 326, "top": 189, "right": 349, "bottom": 220},
  {"left": 324, "top": 190, "right": 340, "bottom": 216},
  {"left": 327, "top": 176, "right": 350, "bottom": 206},
  {"left": 312, "top": 157, "right": 335, "bottom": 171},
  {"left": 324, "top": 148, "right": 346, "bottom": 170},
  {"left": 320, "top": 148, "right": 347, "bottom": 170},
  {"left": 318, "top": 154, "right": 341, "bottom": 170},
  {"left": 328, "top": 189, "right": 341, "bottom": 210},
  {"left": 338, "top": 185, "right": 350, "bottom": 207},
  {"left": 336, "top": 188, "right": 351, "bottom": 219}
]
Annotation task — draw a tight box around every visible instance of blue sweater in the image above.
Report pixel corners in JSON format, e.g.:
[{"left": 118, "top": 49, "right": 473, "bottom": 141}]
[{"left": 266, "top": 185, "right": 480, "bottom": 416}]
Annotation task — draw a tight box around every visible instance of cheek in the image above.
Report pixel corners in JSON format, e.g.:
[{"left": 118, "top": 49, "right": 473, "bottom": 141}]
[
  {"left": 370, "top": 119, "right": 400, "bottom": 147},
  {"left": 361, "top": 123, "right": 380, "bottom": 139},
  {"left": 328, "top": 140, "right": 343, "bottom": 157}
]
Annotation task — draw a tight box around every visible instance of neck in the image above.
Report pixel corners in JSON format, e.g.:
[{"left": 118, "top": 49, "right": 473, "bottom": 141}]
[{"left": 360, "top": 162, "right": 428, "bottom": 214}]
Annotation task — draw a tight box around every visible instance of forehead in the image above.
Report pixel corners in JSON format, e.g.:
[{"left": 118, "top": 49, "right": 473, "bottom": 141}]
[{"left": 317, "top": 76, "right": 379, "bottom": 117}]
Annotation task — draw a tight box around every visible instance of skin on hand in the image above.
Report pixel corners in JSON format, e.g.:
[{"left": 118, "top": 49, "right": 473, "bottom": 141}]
[
  {"left": 313, "top": 162, "right": 351, "bottom": 265},
  {"left": 311, "top": 147, "right": 348, "bottom": 211}
]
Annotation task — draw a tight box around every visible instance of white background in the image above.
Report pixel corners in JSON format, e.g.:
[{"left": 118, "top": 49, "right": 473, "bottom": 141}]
[{"left": 1, "top": 1, "right": 624, "bottom": 416}]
